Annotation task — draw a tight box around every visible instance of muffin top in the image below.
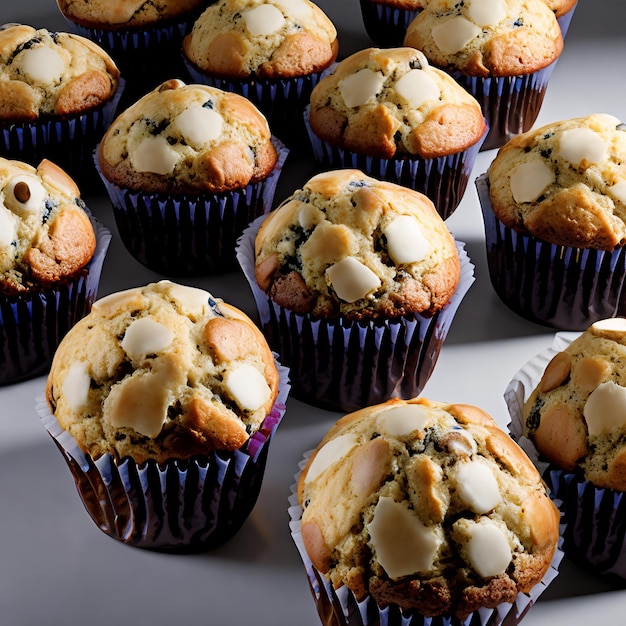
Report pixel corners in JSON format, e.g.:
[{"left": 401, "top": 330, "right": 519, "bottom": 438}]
[
  {"left": 487, "top": 113, "right": 626, "bottom": 250},
  {"left": 182, "top": 0, "right": 338, "bottom": 79},
  {"left": 308, "top": 47, "right": 487, "bottom": 159},
  {"left": 46, "top": 280, "right": 280, "bottom": 465},
  {"left": 523, "top": 317, "right": 626, "bottom": 491},
  {"left": 97, "top": 79, "right": 278, "bottom": 194},
  {"left": 0, "top": 157, "right": 96, "bottom": 295},
  {"left": 298, "top": 397, "right": 560, "bottom": 619},
  {"left": 254, "top": 169, "right": 460, "bottom": 320},
  {"left": 403, "top": 0, "right": 563, "bottom": 77},
  {"left": 0, "top": 24, "right": 120, "bottom": 122},
  {"left": 56, "top": 0, "right": 207, "bottom": 28}
]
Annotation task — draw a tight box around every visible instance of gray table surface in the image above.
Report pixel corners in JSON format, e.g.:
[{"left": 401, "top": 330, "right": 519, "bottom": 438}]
[{"left": 1, "top": 1, "right": 625, "bottom": 624}]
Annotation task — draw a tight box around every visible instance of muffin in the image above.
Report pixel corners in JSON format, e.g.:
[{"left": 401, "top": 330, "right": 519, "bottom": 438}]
[
  {"left": 404, "top": 0, "right": 563, "bottom": 151},
  {"left": 96, "top": 78, "right": 288, "bottom": 275},
  {"left": 477, "top": 113, "right": 626, "bottom": 330},
  {"left": 0, "top": 156, "right": 110, "bottom": 384},
  {"left": 39, "top": 279, "right": 289, "bottom": 551},
  {"left": 56, "top": 0, "right": 209, "bottom": 104},
  {"left": 182, "top": 0, "right": 338, "bottom": 144},
  {"left": 306, "top": 47, "right": 488, "bottom": 219},
  {"left": 543, "top": 0, "right": 578, "bottom": 36},
  {"left": 359, "top": 0, "right": 426, "bottom": 48},
  {"left": 237, "top": 169, "right": 474, "bottom": 411},
  {"left": 507, "top": 317, "right": 626, "bottom": 579},
  {"left": 290, "top": 397, "right": 562, "bottom": 625},
  {"left": 0, "top": 23, "right": 122, "bottom": 182}
]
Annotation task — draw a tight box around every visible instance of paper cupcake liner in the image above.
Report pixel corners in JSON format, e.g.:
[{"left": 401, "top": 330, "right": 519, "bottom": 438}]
[
  {"left": 557, "top": 3, "right": 577, "bottom": 38},
  {"left": 305, "top": 109, "right": 488, "bottom": 220},
  {"left": 0, "top": 214, "right": 111, "bottom": 385},
  {"left": 184, "top": 60, "right": 329, "bottom": 147},
  {"left": 477, "top": 173, "right": 626, "bottom": 330},
  {"left": 289, "top": 453, "right": 564, "bottom": 626},
  {"left": 454, "top": 62, "right": 557, "bottom": 151},
  {"left": 506, "top": 331, "right": 626, "bottom": 581},
  {"left": 359, "top": 0, "right": 423, "bottom": 47},
  {"left": 0, "top": 79, "right": 124, "bottom": 183},
  {"left": 37, "top": 359, "right": 290, "bottom": 552},
  {"left": 236, "top": 216, "right": 474, "bottom": 412},
  {"left": 96, "top": 138, "right": 288, "bottom": 276}
]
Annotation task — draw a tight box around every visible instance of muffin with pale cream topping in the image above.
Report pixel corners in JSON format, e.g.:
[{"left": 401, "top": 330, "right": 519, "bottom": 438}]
[
  {"left": 290, "top": 396, "right": 561, "bottom": 624},
  {"left": 477, "top": 113, "right": 626, "bottom": 330},
  {"left": 96, "top": 79, "right": 288, "bottom": 275},
  {"left": 40, "top": 279, "right": 289, "bottom": 551},
  {"left": 237, "top": 168, "right": 474, "bottom": 411}
]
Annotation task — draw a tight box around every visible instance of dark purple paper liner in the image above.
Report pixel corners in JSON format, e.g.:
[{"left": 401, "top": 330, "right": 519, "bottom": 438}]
[
  {"left": 96, "top": 138, "right": 288, "bottom": 276},
  {"left": 477, "top": 173, "right": 626, "bottom": 331},
  {"left": 0, "top": 215, "right": 111, "bottom": 385},
  {"left": 305, "top": 108, "right": 488, "bottom": 220},
  {"left": 36, "top": 359, "right": 290, "bottom": 553},
  {"left": 237, "top": 216, "right": 474, "bottom": 412},
  {"left": 289, "top": 456, "right": 564, "bottom": 626},
  {"left": 359, "top": 0, "right": 422, "bottom": 47},
  {"left": 0, "top": 79, "right": 124, "bottom": 183},
  {"left": 453, "top": 61, "right": 558, "bottom": 151},
  {"left": 183, "top": 59, "right": 330, "bottom": 147}
]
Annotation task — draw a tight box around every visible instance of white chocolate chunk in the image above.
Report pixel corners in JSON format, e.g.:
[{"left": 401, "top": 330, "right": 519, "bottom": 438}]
[
  {"left": 607, "top": 180, "right": 626, "bottom": 204},
  {"left": 161, "top": 281, "right": 213, "bottom": 316},
  {"left": 0, "top": 205, "right": 18, "bottom": 247},
  {"left": 369, "top": 497, "right": 439, "bottom": 578},
  {"left": 377, "top": 403, "right": 433, "bottom": 437},
  {"left": 62, "top": 362, "right": 91, "bottom": 412},
  {"left": 20, "top": 46, "right": 64, "bottom": 84},
  {"left": 121, "top": 317, "right": 175, "bottom": 361},
  {"left": 172, "top": 104, "right": 223, "bottom": 147},
  {"left": 393, "top": 70, "right": 440, "bottom": 109},
  {"left": 431, "top": 17, "right": 481, "bottom": 55},
  {"left": 273, "top": 0, "right": 312, "bottom": 20},
  {"left": 559, "top": 128, "right": 608, "bottom": 168},
  {"left": 466, "top": 521, "right": 512, "bottom": 577},
  {"left": 591, "top": 317, "right": 626, "bottom": 339},
  {"left": 223, "top": 363, "right": 271, "bottom": 411},
  {"left": 384, "top": 215, "right": 431, "bottom": 265},
  {"left": 510, "top": 158, "right": 555, "bottom": 203},
  {"left": 466, "top": 0, "right": 506, "bottom": 27},
  {"left": 92, "top": 287, "right": 146, "bottom": 316},
  {"left": 340, "top": 69, "right": 385, "bottom": 108},
  {"left": 305, "top": 433, "right": 360, "bottom": 483},
  {"left": 455, "top": 461, "right": 502, "bottom": 514},
  {"left": 444, "top": 427, "right": 477, "bottom": 456},
  {"left": 326, "top": 256, "right": 381, "bottom": 302},
  {"left": 583, "top": 381, "right": 626, "bottom": 436},
  {"left": 2, "top": 175, "right": 47, "bottom": 217},
  {"left": 131, "top": 135, "right": 180, "bottom": 175},
  {"left": 243, "top": 4, "right": 285, "bottom": 36}
]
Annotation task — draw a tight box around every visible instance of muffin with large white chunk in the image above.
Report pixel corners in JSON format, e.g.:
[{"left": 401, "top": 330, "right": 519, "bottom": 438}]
[
  {"left": 237, "top": 168, "right": 474, "bottom": 411},
  {"left": 0, "top": 156, "right": 110, "bottom": 384},
  {"left": 476, "top": 113, "right": 626, "bottom": 330},
  {"left": 39, "top": 280, "right": 289, "bottom": 551},
  {"left": 96, "top": 79, "right": 288, "bottom": 275},
  {"left": 506, "top": 317, "right": 626, "bottom": 579},
  {"left": 290, "top": 397, "right": 561, "bottom": 625},
  {"left": 0, "top": 23, "right": 122, "bottom": 181},
  {"left": 404, "top": 0, "right": 564, "bottom": 150}
]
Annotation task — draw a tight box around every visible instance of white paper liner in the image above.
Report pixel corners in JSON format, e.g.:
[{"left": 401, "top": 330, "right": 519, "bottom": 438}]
[{"left": 289, "top": 451, "right": 564, "bottom": 626}]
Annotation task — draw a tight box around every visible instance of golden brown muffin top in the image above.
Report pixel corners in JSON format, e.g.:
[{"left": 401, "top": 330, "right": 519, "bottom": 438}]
[
  {"left": 309, "top": 47, "right": 487, "bottom": 159},
  {"left": 487, "top": 113, "right": 626, "bottom": 250},
  {"left": 0, "top": 157, "right": 95, "bottom": 295},
  {"left": 0, "top": 24, "right": 120, "bottom": 122},
  {"left": 523, "top": 317, "right": 626, "bottom": 491},
  {"left": 298, "top": 397, "right": 560, "bottom": 619},
  {"left": 97, "top": 79, "right": 278, "bottom": 194},
  {"left": 254, "top": 169, "right": 460, "bottom": 320},
  {"left": 46, "top": 280, "right": 280, "bottom": 464},
  {"left": 182, "top": 0, "right": 338, "bottom": 79},
  {"left": 403, "top": 0, "right": 563, "bottom": 77}
]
